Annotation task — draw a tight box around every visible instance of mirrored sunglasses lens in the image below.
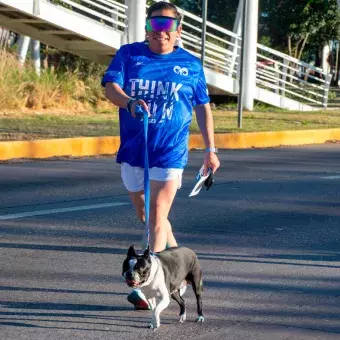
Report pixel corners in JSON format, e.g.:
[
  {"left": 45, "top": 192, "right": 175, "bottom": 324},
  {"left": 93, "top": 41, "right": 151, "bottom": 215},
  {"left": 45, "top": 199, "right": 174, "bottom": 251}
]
[{"left": 146, "top": 17, "right": 178, "bottom": 32}]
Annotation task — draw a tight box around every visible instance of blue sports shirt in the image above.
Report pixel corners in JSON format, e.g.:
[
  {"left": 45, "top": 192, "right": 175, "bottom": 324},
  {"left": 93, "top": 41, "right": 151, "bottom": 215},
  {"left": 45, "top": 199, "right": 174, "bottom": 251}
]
[{"left": 101, "top": 42, "right": 210, "bottom": 169}]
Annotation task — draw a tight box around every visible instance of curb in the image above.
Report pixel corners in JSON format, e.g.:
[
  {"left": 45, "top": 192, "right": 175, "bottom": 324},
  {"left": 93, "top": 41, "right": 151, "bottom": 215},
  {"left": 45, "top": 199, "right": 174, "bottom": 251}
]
[{"left": 1, "top": 129, "right": 340, "bottom": 161}]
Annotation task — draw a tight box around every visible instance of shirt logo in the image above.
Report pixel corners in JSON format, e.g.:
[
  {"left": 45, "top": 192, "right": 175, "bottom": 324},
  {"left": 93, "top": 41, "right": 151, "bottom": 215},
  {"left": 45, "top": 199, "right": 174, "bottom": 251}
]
[
  {"left": 173, "top": 66, "right": 188, "bottom": 76},
  {"left": 134, "top": 61, "right": 144, "bottom": 67}
]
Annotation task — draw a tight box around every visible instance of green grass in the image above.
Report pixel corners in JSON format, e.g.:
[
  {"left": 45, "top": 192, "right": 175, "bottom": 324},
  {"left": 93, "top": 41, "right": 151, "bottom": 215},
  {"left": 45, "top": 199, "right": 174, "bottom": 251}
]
[
  {"left": 0, "top": 113, "right": 119, "bottom": 140},
  {"left": 1, "top": 50, "right": 339, "bottom": 141},
  {"left": 0, "top": 50, "right": 106, "bottom": 111},
  {"left": 1, "top": 108, "right": 340, "bottom": 141}
]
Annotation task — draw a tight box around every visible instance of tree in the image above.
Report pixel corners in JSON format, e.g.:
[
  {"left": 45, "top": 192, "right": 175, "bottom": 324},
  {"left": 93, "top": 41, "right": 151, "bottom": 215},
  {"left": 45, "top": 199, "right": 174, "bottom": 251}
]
[
  {"left": 260, "top": 0, "right": 340, "bottom": 62},
  {"left": 172, "top": 0, "right": 239, "bottom": 31}
]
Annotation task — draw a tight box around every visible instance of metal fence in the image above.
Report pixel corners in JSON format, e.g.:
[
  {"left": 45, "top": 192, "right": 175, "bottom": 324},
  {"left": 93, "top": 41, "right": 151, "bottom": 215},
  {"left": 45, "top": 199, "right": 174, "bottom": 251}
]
[{"left": 18, "top": 0, "right": 335, "bottom": 108}]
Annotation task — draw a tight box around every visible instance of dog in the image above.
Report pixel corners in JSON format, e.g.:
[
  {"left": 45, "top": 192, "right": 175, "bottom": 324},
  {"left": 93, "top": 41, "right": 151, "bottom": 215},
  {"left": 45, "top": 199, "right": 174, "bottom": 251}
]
[{"left": 122, "top": 245, "right": 204, "bottom": 329}]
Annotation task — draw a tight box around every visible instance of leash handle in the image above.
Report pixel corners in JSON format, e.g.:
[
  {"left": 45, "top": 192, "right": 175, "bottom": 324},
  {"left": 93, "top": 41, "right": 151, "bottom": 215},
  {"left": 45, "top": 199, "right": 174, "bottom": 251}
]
[{"left": 135, "top": 105, "right": 150, "bottom": 249}]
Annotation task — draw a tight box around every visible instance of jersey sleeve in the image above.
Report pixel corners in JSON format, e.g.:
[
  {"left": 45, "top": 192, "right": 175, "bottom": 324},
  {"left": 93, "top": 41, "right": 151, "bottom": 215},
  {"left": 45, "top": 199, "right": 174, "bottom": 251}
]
[
  {"left": 192, "top": 66, "right": 210, "bottom": 107},
  {"left": 101, "top": 45, "right": 129, "bottom": 88}
]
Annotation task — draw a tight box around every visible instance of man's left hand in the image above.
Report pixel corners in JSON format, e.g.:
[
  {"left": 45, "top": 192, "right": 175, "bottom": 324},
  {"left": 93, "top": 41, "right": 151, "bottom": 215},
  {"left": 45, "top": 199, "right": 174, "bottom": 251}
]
[{"left": 204, "top": 152, "right": 220, "bottom": 175}]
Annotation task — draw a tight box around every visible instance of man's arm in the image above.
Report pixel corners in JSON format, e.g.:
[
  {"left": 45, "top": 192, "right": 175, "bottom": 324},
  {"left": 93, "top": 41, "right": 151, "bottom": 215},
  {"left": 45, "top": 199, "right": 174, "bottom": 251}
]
[
  {"left": 105, "top": 82, "right": 148, "bottom": 117},
  {"left": 194, "top": 103, "right": 220, "bottom": 174}
]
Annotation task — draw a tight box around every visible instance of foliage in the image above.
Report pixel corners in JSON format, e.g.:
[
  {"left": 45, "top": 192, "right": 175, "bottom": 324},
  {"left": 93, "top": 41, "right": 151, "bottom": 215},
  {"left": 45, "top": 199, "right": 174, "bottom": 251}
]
[
  {"left": 259, "top": 0, "right": 340, "bottom": 60},
  {"left": 172, "top": 0, "right": 239, "bottom": 30},
  {"left": 0, "top": 50, "right": 107, "bottom": 111}
]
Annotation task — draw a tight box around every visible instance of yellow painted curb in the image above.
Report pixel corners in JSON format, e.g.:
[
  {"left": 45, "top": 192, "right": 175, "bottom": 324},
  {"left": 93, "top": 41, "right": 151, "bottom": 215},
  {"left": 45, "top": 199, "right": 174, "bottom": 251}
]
[
  {"left": 190, "top": 128, "right": 340, "bottom": 149},
  {"left": 0, "top": 136, "right": 120, "bottom": 161},
  {"left": 0, "top": 129, "right": 340, "bottom": 161}
]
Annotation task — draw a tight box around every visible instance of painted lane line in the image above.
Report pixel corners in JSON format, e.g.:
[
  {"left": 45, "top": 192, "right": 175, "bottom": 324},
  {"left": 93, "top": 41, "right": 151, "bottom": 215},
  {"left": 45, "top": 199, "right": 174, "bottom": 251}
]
[
  {"left": 0, "top": 203, "right": 129, "bottom": 220},
  {"left": 320, "top": 176, "right": 340, "bottom": 180}
]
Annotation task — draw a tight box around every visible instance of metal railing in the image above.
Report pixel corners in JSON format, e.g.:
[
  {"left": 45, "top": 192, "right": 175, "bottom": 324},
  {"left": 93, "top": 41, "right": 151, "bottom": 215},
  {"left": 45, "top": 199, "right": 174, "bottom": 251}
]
[
  {"left": 34, "top": 0, "right": 333, "bottom": 108},
  {"left": 50, "top": 0, "right": 127, "bottom": 33},
  {"left": 256, "top": 45, "right": 332, "bottom": 107},
  {"left": 176, "top": 5, "right": 332, "bottom": 108}
]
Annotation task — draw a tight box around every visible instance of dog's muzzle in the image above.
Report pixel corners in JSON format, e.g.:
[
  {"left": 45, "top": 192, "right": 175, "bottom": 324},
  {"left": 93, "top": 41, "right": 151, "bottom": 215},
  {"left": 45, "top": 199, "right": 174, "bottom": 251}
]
[{"left": 124, "top": 271, "right": 141, "bottom": 287}]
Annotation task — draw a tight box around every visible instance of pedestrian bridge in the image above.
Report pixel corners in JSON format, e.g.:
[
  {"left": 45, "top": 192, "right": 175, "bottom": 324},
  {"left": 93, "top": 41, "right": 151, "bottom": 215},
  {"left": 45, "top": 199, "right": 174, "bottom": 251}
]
[{"left": 0, "top": 0, "right": 332, "bottom": 111}]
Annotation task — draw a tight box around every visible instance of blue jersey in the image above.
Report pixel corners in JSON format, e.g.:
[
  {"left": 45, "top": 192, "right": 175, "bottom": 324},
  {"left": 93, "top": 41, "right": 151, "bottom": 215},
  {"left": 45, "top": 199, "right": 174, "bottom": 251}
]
[{"left": 101, "top": 42, "right": 210, "bottom": 169}]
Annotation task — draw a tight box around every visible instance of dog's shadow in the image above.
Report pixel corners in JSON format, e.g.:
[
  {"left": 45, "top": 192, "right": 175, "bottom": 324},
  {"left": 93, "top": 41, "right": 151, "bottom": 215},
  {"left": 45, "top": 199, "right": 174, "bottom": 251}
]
[{"left": 0, "top": 300, "right": 155, "bottom": 330}]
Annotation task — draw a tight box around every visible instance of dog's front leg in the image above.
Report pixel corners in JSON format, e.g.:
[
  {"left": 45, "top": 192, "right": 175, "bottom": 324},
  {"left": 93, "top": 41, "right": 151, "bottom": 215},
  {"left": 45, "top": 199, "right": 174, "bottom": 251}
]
[
  {"left": 148, "top": 297, "right": 156, "bottom": 311},
  {"left": 149, "top": 291, "right": 170, "bottom": 330}
]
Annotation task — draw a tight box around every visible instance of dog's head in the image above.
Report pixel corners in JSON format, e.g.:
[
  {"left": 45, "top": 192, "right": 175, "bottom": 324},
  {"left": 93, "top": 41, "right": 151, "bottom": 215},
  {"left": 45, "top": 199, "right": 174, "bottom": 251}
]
[{"left": 122, "top": 245, "right": 152, "bottom": 288}]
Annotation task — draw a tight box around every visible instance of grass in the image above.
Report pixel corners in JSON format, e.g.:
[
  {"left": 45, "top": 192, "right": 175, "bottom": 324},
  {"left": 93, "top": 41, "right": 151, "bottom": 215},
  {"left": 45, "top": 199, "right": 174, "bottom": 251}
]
[
  {"left": 0, "top": 50, "right": 107, "bottom": 111},
  {"left": 1, "top": 108, "right": 340, "bottom": 141},
  {"left": 0, "top": 49, "right": 339, "bottom": 141}
]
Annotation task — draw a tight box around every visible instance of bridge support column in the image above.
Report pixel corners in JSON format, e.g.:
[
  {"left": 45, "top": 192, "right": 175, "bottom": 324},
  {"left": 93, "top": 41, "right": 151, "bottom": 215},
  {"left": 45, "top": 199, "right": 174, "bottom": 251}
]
[
  {"left": 242, "top": 0, "right": 259, "bottom": 111},
  {"left": 18, "top": 35, "right": 31, "bottom": 66},
  {"left": 126, "top": 0, "right": 146, "bottom": 43},
  {"left": 31, "top": 39, "right": 41, "bottom": 75}
]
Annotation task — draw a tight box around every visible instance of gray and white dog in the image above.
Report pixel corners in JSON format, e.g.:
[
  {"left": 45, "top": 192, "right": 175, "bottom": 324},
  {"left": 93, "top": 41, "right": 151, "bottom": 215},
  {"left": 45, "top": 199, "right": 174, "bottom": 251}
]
[{"left": 122, "top": 245, "right": 204, "bottom": 329}]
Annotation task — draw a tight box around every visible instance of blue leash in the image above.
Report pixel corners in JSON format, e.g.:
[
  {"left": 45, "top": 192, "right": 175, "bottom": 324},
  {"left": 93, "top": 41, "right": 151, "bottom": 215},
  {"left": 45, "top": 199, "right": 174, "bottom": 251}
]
[{"left": 135, "top": 105, "right": 150, "bottom": 249}]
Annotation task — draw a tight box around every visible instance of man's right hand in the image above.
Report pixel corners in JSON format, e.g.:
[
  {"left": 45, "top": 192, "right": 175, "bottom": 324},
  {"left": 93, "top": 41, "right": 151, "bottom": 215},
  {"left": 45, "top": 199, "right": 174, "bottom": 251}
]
[{"left": 129, "top": 99, "right": 149, "bottom": 118}]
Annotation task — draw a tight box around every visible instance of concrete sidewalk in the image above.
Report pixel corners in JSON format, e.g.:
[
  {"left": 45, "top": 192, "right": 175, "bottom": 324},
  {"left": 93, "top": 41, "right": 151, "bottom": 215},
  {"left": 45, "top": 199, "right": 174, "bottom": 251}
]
[{"left": 1, "top": 128, "right": 340, "bottom": 161}]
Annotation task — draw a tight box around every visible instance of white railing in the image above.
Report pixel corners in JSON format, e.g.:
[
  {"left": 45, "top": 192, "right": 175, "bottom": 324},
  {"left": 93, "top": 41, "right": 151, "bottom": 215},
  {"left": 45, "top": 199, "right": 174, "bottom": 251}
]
[
  {"left": 23, "top": 0, "right": 334, "bottom": 108},
  {"left": 163, "top": 3, "right": 330, "bottom": 108},
  {"left": 179, "top": 8, "right": 241, "bottom": 78},
  {"left": 256, "top": 45, "right": 332, "bottom": 107},
  {"left": 50, "top": 0, "right": 127, "bottom": 33}
]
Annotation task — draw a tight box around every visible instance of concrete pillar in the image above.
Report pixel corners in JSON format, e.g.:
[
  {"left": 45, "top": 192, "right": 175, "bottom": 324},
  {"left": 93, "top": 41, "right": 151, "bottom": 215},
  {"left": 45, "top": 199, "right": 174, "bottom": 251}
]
[
  {"left": 230, "top": 0, "right": 244, "bottom": 86},
  {"left": 31, "top": 39, "right": 41, "bottom": 75},
  {"left": 322, "top": 43, "right": 331, "bottom": 74},
  {"left": 9, "top": 32, "right": 18, "bottom": 47},
  {"left": 18, "top": 35, "right": 31, "bottom": 66},
  {"left": 243, "top": 0, "right": 259, "bottom": 111},
  {"left": 127, "top": 0, "right": 146, "bottom": 43},
  {"left": 121, "top": 0, "right": 129, "bottom": 45},
  {"left": 233, "top": 0, "right": 243, "bottom": 36},
  {"left": 33, "top": 0, "right": 40, "bottom": 15}
]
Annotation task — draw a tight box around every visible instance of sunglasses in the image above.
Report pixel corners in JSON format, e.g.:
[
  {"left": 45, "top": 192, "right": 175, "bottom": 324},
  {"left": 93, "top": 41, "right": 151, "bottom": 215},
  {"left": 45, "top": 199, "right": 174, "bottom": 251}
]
[{"left": 145, "top": 16, "right": 179, "bottom": 32}]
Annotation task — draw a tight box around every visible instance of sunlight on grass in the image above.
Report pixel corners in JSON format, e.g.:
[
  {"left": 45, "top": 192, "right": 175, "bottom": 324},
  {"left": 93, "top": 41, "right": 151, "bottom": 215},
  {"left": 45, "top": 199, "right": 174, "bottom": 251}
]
[
  {"left": 0, "top": 50, "right": 339, "bottom": 141},
  {"left": 0, "top": 50, "right": 107, "bottom": 111},
  {"left": 1, "top": 109, "right": 340, "bottom": 141}
]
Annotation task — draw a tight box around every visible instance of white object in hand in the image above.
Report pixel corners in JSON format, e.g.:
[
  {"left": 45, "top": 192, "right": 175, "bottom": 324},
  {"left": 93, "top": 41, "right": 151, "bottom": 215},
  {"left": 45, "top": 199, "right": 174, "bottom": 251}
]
[{"left": 188, "top": 165, "right": 211, "bottom": 197}]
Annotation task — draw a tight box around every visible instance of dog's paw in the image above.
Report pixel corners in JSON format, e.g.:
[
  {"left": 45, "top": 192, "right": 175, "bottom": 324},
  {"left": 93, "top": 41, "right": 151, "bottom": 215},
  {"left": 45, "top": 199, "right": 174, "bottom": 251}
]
[
  {"left": 148, "top": 323, "right": 159, "bottom": 330},
  {"left": 179, "top": 312, "right": 186, "bottom": 323},
  {"left": 196, "top": 315, "right": 205, "bottom": 323}
]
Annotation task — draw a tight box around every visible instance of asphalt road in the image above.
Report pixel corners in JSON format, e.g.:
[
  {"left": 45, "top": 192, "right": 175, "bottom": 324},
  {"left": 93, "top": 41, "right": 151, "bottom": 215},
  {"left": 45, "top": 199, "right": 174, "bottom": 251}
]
[{"left": 0, "top": 144, "right": 340, "bottom": 340}]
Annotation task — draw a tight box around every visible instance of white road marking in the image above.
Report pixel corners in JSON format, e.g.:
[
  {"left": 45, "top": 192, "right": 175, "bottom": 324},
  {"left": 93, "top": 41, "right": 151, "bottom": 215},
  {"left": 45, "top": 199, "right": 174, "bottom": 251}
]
[
  {"left": 0, "top": 203, "right": 129, "bottom": 220},
  {"left": 320, "top": 176, "right": 340, "bottom": 180}
]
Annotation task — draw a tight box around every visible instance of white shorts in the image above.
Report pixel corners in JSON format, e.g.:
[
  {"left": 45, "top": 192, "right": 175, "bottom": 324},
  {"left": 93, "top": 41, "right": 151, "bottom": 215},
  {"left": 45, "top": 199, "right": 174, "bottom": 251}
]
[{"left": 121, "top": 162, "right": 183, "bottom": 192}]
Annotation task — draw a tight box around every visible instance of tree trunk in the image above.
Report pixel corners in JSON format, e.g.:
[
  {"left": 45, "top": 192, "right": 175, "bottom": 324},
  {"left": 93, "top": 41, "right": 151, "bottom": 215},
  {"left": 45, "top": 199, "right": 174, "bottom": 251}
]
[
  {"left": 288, "top": 35, "right": 292, "bottom": 57},
  {"left": 297, "top": 34, "right": 309, "bottom": 61}
]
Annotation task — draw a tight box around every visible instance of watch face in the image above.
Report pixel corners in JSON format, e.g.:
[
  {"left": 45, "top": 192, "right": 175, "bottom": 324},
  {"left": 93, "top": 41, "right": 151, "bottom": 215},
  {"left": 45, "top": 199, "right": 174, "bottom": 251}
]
[{"left": 206, "top": 147, "right": 217, "bottom": 153}]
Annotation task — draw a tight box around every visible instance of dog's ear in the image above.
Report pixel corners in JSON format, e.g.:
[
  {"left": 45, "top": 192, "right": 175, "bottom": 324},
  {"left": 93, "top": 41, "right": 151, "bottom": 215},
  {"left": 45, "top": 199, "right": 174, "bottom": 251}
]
[
  {"left": 143, "top": 246, "right": 150, "bottom": 260},
  {"left": 127, "top": 244, "right": 137, "bottom": 258}
]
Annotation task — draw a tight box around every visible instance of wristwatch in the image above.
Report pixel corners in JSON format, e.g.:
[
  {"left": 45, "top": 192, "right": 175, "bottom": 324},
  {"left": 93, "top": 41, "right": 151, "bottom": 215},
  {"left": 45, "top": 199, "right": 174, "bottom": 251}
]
[
  {"left": 127, "top": 97, "right": 136, "bottom": 114},
  {"left": 205, "top": 147, "right": 218, "bottom": 153}
]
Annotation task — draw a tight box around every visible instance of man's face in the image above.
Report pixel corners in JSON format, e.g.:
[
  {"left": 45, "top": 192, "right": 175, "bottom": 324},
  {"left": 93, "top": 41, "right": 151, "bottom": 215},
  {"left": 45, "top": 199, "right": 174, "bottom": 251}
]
[{"left": 146, "top": 9, "right": 182, "bottom": 54}]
